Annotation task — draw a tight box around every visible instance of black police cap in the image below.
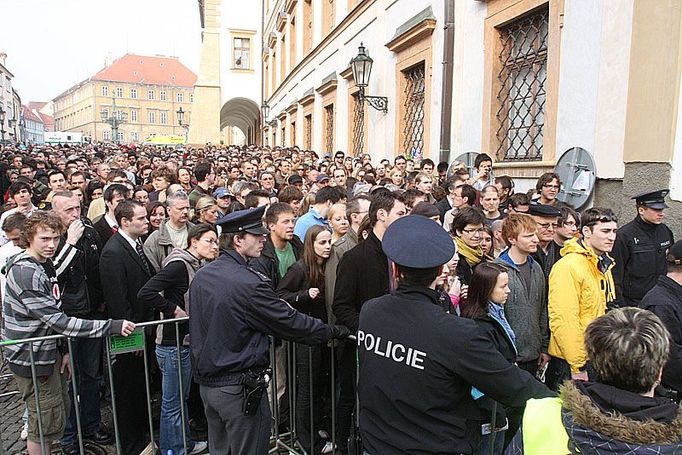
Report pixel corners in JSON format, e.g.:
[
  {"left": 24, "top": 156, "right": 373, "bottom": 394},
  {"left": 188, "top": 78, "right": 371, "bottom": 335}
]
[
  {"left": 632, "top": 189, "right": 669, "bottom": 209},
  {"left": 382, "top": 215, "right": 455, "bottom": 268},
  {"left": 528, "top": 203, "right": 561, "bottom": 218},
  {"left": 215, "top": 205, "right": 269, "bottom": 235}
]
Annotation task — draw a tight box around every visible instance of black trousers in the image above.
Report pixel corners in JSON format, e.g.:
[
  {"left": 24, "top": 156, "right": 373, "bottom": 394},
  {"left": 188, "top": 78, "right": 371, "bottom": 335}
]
[{"left": 111, "top": 352, "right": 149, "bottom": 455}]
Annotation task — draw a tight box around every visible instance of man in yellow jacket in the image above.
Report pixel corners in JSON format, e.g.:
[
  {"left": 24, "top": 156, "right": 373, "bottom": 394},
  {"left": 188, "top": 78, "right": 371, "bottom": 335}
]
[{"left": 546, "top": 207, "right": 617, "bottom": 390}]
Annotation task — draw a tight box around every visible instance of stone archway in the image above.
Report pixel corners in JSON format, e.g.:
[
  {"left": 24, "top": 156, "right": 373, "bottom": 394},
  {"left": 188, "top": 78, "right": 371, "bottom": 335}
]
[{"left": 220, "top": 97, "right": 261, "bottom": 145}]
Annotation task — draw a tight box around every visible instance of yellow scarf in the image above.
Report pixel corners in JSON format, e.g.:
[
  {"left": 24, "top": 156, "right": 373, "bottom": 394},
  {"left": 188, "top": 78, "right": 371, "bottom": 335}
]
[{"left": 455, "top": 236, "right": 484, "bottom": 266}]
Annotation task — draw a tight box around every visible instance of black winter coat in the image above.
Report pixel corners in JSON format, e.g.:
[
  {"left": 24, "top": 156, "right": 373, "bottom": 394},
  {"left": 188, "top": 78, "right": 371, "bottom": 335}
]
[
  {"left": 333, "top": 230, "right": 389, "bottom": 332},
  {"left": 250, "top": 235, "right": 304, "bottom": 289},
  {"left": 640, "top": 275, "right": 682, "bottom": 392},
  {"left": 277, "top": 259, "right": 327, "bottom": 321}
]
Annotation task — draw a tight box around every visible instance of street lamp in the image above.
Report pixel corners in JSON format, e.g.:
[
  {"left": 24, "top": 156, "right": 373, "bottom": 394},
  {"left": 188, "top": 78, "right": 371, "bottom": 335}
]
[
  {"left": 349, "top": 43, "right": 388, "bottom": 113},
  {"left": 0, "top": 106, "right": 5, "bottom": 144},
  {"left": 176, "top": 107, "right": 189, "bottom": 143},
  {"left": 100, "top": 96, "right": 127, "bottom": 143}
]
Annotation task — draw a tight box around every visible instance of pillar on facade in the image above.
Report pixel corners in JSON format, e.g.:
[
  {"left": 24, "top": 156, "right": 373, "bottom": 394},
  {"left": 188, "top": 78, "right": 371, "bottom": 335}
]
[{"left": 188, "top": 0, "right": 222, "bottom": 145}]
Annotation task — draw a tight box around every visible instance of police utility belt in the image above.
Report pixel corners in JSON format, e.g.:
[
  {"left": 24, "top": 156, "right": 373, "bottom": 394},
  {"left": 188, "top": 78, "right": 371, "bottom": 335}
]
[{"left": 240, "top": 367, "right": 272, "bottom": 416}]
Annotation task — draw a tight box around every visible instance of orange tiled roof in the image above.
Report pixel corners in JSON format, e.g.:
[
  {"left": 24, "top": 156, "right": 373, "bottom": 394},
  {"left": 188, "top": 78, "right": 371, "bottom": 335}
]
[{"left": 92, "top": 54, "right": 197, "bottom": 87}]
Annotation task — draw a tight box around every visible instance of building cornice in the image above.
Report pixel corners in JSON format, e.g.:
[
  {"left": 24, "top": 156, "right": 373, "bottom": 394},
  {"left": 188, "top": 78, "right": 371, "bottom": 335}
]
[
  {"left": 276, "top": 11, "right": 288, "bottom": 32},
  {"left": 285, "top": 102, "right": 298, "bottom": 114},
  {"left": 268, "top": 31, "right": 278, "bottom": 48},
  {"left": 385, "top": 8, "right": 437, "bottom": 53},
  {"left": 265, "top": 0, "right": 377, "bottom": 104},
  {"left": 285, "top": 0, "right": 297, "bottom": 14},
  {"left": 298, "top": 89, "right": 315, "bottom": 106},
  {"left": 316, "top": 72, "right": 338, "bottom": 96}
]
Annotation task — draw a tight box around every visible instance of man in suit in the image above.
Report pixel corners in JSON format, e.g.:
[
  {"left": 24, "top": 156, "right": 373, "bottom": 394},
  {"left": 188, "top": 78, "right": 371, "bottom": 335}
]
[
  {"left": 93, "top": 184, "right": 130, "bottom": 244},
  {"left": 100, "top": 200, "right": 155, "bottom": 454}
]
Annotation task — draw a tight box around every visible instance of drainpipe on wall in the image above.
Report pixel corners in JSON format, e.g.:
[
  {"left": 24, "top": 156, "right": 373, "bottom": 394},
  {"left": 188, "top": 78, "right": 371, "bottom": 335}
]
[{"left": 439, "top": 0, "right": 455, "bottom": 164}]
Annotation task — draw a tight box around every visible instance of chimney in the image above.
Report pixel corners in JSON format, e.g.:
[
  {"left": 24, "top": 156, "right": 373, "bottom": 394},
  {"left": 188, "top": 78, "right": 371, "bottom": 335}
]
[{"left": 0, "top": 53, "right": 7, "bottom": 66}]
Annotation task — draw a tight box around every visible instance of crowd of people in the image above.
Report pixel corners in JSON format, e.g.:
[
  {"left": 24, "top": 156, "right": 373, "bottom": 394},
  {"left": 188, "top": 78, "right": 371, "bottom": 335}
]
[{"left": 0, "top": 140, "right": 680, "bottom": 455}]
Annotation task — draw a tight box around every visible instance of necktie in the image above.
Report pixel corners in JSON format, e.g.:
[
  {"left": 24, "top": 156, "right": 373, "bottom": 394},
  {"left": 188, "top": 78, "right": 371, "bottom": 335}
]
[
  {"left": 112, "top": 225, "right": 118, "bottom": 234},
  {"left": 135, "top": 241, "right": 153, "bottom": 276}
]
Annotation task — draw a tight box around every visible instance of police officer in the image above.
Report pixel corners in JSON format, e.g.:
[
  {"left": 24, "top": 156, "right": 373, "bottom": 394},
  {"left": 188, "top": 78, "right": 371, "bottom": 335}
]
[
  {"left": 188, "top": 205, "right": 350, "bottom": 455},
  {"left": 357, "top": 215, "right": 553, "bottom": 455},
  {"left": 612, "top": 189, "right": 674, "bottom": 308}
]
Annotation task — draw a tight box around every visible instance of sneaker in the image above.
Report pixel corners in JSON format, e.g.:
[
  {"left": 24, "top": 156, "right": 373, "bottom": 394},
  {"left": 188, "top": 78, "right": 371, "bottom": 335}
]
[
  {"left": 189, "top": 441, "right": 208, "bottom": 454},
  {"left": 320, "top": 441, "right": 336, "bottom": 454},
  {"left": 20, "top": 423, "right": 28, "bottom": 441}
]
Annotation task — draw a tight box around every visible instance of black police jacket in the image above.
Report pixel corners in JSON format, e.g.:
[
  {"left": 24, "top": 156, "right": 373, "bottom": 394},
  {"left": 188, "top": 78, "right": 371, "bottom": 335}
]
[
  {"left": 357, "top": 285, "right": 553, "bottom": 455},
  {"left": 640, "top": 275, "right": 682, "bottom": 393},
  {"left": 53, "top": 224, "right": 104, "bottom": 316},
  {"left": 189, "top": 249, "right": 332, "bottom": 387},
  {"left": 612, "top": 216, "right": 674, "bottom": 306}
]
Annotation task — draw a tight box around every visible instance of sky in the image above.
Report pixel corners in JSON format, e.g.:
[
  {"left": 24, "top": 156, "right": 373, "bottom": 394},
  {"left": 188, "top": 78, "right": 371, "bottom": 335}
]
[{"left": 0, "top": 0, "right": 203, "bottom": 102}]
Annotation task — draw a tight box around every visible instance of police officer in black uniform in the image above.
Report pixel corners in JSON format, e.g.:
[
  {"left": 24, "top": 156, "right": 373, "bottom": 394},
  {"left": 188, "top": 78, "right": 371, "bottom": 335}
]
[
  {"left": 188, "top": 205, "right": 350, "bottom": 455},
  {"left": 357, "top": 215, "right": 553, "bottom": 455},
  {"left": 612, "top": 189, "right": 674, "bottom": 308}
]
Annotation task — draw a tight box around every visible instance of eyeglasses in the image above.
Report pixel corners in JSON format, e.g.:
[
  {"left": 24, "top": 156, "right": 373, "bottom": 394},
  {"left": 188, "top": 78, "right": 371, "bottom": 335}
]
[
  {"left": 543, "top": 184, "right": 560, "bottom": 190},
  {"left": 462, "top": 228, "right": 484, "bottom": 234}
]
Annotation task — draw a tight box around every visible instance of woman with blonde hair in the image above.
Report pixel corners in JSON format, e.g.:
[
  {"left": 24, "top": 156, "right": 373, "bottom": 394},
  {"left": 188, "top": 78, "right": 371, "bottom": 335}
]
[
  {"left": 327, "top": 203, "right": 349, "bottom": 244},
  {"left": 193, "top": 196, "right": 220, "bottom": 225}
]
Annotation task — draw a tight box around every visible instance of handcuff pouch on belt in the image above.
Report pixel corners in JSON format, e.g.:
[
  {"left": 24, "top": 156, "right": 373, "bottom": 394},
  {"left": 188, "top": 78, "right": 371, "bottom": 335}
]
[{"left": 242, "top": 368, "right": 272, "bottom": 416}]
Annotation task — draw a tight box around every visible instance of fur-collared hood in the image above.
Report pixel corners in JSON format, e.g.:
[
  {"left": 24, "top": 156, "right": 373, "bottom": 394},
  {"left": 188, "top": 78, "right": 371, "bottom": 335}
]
[{"left": 561, "top": 381, "right": 682, "bottom": 447}]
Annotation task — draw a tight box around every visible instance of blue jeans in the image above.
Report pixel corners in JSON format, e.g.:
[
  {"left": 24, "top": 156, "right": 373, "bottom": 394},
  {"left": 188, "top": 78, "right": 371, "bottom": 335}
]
[
  {"left": 62, "top": 336, "right": 103, "bottom": 446},
  {"left": 156, "top": 345, "right": 195, "bottom": 455}
]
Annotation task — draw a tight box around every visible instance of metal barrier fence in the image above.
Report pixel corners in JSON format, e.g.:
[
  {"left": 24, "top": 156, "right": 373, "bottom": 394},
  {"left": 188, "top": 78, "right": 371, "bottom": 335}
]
[{"left": 0, "top": 319, "right": 355, "bottom": 455}]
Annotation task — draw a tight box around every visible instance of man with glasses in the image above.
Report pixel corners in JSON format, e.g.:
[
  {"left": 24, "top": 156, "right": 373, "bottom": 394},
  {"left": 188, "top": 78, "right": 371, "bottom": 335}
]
[
  {"left": 529, "top": 203, "right": 563, "bottom": 279},
  {"left": 535, "top": 172, "right": 565, "bottom": 207},
  {"left": 612, "top": 189, "right": 675, "bottom": 308},
  {"left": 442, "top": 183, "right": 476, "bottom": 231},
  {"left": 546, "top": 208, "right": 618, "bottom": 389},
  {"left": 259, "top": 172, "right": 277, "bottom": 198}
]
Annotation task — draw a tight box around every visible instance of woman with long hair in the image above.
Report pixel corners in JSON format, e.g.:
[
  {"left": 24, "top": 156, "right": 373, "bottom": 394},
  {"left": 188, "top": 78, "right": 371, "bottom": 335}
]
[
  {"left": 460, "top": 262, "right": 515, "bottom": 454},
  {"left": 277, "top": 225, "right": 334, "bottom": 454},
  {"left": 144, "top": 201, "right": 167, "bottom": 242},
  {"left": 138, "top": 224, "right": 220, "bottom": 455}
]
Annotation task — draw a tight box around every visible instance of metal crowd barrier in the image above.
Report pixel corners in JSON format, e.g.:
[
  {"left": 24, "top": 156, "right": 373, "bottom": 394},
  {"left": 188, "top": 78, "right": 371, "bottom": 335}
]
[
  {"left": 0, "top": 317, "right": 190, "bottom": 455},
  {"left": 0, "top": 320, "right": 357, "bottom": 455},
  {"left": 269, "top": 337, "right": 357, "bottom": 455}
]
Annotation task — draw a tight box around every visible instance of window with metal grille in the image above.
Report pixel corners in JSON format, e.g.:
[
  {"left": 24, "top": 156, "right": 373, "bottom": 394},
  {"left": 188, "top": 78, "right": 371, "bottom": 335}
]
[
  {"left": 324, "top": 104, "right": 334, "bottom": 153},
  {"left": 495, "top": 7, "right": 548, "bottom": 161},
  {"left": 304, "top": 114, "right": 312, "bottom": 149},
  {"left": 351, "top": 93, "right": 364, "bottom": 157},
  {"left": 401, "top": 62, "right": 425, "bottom": 157},
  {"left": 281, "top": 125, "right": 286, "bottom": 146}
]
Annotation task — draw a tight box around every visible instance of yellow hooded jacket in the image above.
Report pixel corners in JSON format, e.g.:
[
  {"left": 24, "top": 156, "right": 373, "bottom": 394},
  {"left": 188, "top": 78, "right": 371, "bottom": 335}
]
[{"left": 548, "top": 238, "right": 615, "bottom": 373}]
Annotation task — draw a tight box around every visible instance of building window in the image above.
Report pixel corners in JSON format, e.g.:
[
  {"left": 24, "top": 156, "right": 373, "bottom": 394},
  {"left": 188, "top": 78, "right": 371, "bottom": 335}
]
[
  {"left": 234, "top": 37, "right": 251, "bottom": 69},
  {"left": 148, "top": 110, "right": 156, "bottom": 124},
  {"left": 103, "top": 130, "right": 110, "bottom": 141},
  {"left": 281, "top": 125, "right": 286, "bottom": 146},
  {"left": 351, "top": 94, "right": 364, "bottom": 156},
  {"left": 324, "top": 104, "right": 334, "bottom": 153},
  {"left": 102, "top": 86, "right": 109, "bottom": 96},
  {"left": 280, "top": 34, "right": 287, "bottom": 79},
  {"left": 290, "top": 15, "right": 297, "bottom": 69},
  {"left": 101, "top": 109, "right": 109, "bottom": 120},
  {"left": 304, "top": 114, "right": 312, "bottom": 149},
  {"left": 130, "top": 110, "right": 138, "bottom": 122},
  {"left": 323, "top": 0, "right": 335, "bottom": 35},
  {"left": 148, "top": 90, "right": 155, "bottom": 100},
  {"left": 131, "top": 132, "right": 139, "bottom": 142},
  {"left": 177, "top": 92, "right": 184, "bottom": 103},
  {"left": 115, "top": 87, "right": 123, "bottom": 98},
  {"left": 303, "top": 0, "right": 313, "bottom": 54},
  {"left": 130, "top": 88, "right": 137, "bottom": 99},
  {"left": 160, "top": 90, "right": 167, "bottom": 101},
  {"left": 117, "top": 131, "right": 124, "bottom": 142},
  {"left": 401, "top": 62, "right": 426, "bottom": 158},
  {"left": 291, "top": 120, "right": 296, "bottom": 146},
  {"left": 272, "top": 51, "right": 277, "bottom": 86},
  {"left": 495, "top": 6, "right": 548, "bottom": 161},
  {"left": 160, "top": 111, "right": 168, "bottom": 125}
]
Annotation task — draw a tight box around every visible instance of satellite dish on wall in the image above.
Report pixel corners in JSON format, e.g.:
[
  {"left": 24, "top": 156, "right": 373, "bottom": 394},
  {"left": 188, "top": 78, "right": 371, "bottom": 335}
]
[
  {"left": 554, "top": 147, "right": 596, "bottom": 210},
  {"left": 452, "top": 152, "right": 480, "bottom": 178}
]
